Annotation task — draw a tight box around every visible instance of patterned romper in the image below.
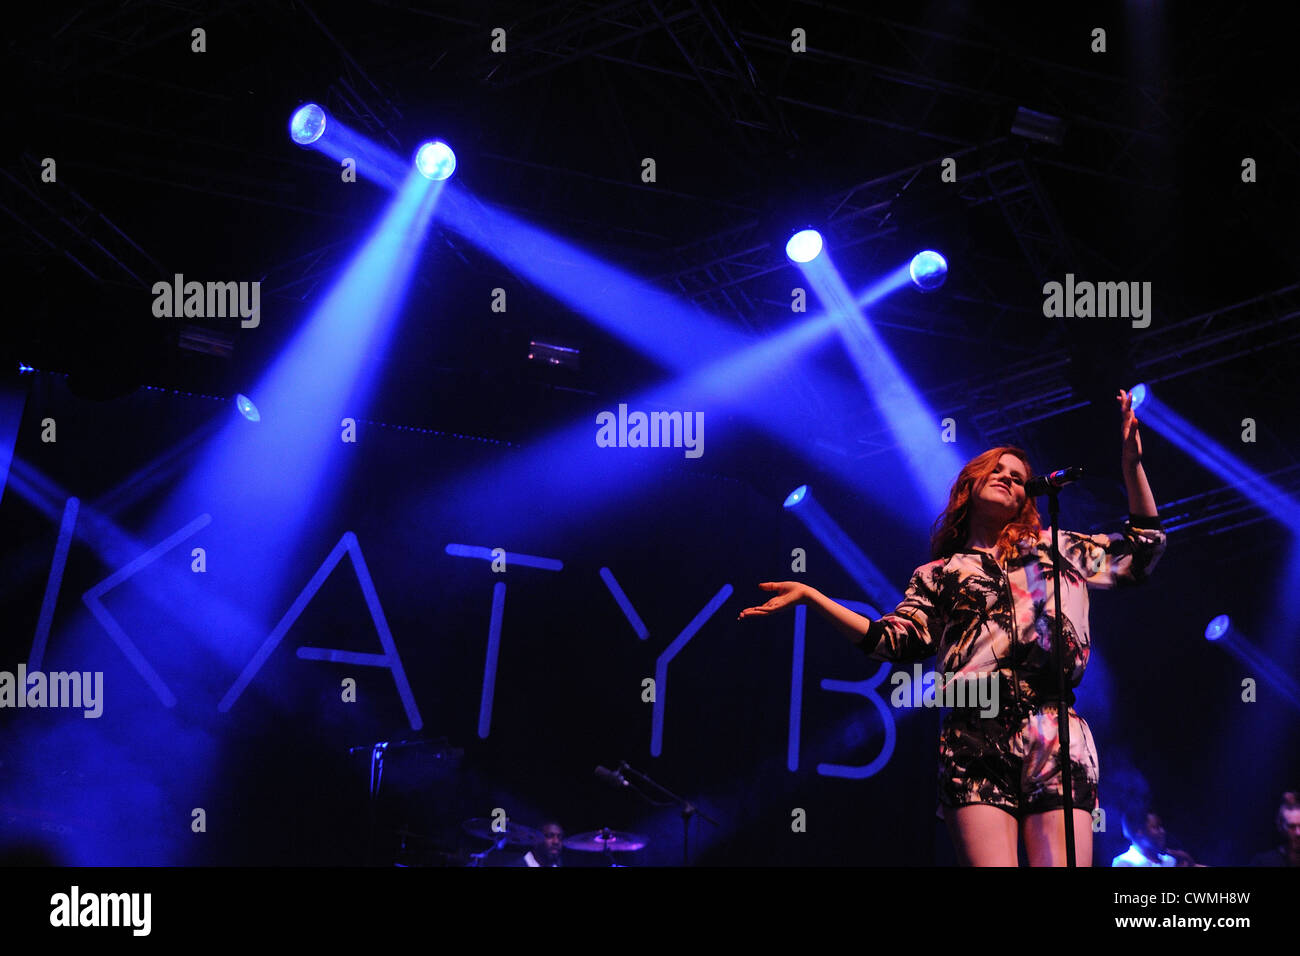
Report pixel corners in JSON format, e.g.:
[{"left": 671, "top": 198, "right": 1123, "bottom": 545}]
[{"left": 860, "top": 516, "right": 1167, "bottom": 820}]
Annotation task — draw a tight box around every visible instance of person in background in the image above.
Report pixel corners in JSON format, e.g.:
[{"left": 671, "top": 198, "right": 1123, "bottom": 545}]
[
  {"left": 1248, "top": 790, "right": 1300, "bottom": 867},
  {"left": 1112, "top": 806, "right": 1199, "bottom": 867}
]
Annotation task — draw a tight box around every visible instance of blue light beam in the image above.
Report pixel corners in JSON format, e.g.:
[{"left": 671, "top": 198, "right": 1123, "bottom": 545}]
[
  {"left": 1203, "top": 620, "right": 1300, "bottom": 711},
  {"left": 434, "top": 183, "right": 753, "bottom": 376},
  {"left": 288, "top": 103, "right": 408, "bottom": 190},
  {"left": 783, "top": 484, "right": 901, "bottom": 611},
  {"left": 797, "top": 251, "right": 963, "bottom": 512},
  {"left": 1141, "top": 390, "right": 1300, "bottom": 533},
  {"left": 151, "top": 170, "right": 444, "bottom": 650}
]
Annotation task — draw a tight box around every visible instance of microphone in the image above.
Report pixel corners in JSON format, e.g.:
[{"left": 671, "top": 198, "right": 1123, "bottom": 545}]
[
  {"left": 1025, "top": 466, "right": 1083, "bottom": 497},
  {"left": 594, "top": 765, "right": 629, "bottom": 789}
]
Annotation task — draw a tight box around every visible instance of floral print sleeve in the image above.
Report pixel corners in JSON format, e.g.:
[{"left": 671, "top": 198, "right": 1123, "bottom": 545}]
[
  {"left": 1058, "top": 514, "right": 1167, "bottom": 588},
  {"left": 861, "top": 562, "right": 945, "bottom": 663}
]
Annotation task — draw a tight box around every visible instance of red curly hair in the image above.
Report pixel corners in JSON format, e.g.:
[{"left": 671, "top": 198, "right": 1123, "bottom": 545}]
[
  {"left": 1277, "top": 791, "right": 1298, "bottom": 831},
  {"left": 930, "top": 446, "right": 1042, "bottom": 563}
]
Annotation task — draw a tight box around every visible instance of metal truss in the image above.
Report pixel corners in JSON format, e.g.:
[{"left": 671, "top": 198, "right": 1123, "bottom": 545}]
[
  {"left": 401, "top": 0, "right": 1198, "bottom": 199},
  {"left": 967, "top": 283, "right": 1300, "bottom": 446},
  {"left": 1133, "top": 283, "right": 1300, "bottom": 389},
  {"left": 18, "top": 0, "right": 403, "bottom": 159},
  {"left": 654, "top": 141, "right": 987, "bottom": 307},
  {"left": 975, "top": 159, "right": 1078, "bottom": 287},
  {"left": 257, "top": 238, "right": 355, "bottom": 302},
  {"left": 297, "top": 0, "right": 406, "bottom": 148},
  {"left": 15, "top": 2, "right": 254, "bottom": 88},
  {"left": 1158, "top": 464, "right": 1300, "bottom": 540},
  {"left": 793, "top": 282, "right": 1299, "bottom": 549},
  {"left": 824, "top": 282, "right": 1300, "bottom": 465},
  {"left": 653, "top": 140, "right": 1089, "bottom": 336},
  {"left": 461, "top": 0, "right": 696, "bottom": 88},
  {"left": 764, "top": 3, "right": 1180, "bottom": 187},
  {"left": 0, "top": 154, "right": 163, "bottom": 289}
]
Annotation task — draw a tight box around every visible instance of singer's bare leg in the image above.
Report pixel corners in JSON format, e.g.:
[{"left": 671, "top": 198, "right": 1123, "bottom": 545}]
[
  {"left": 1022, "top": 809, "right": 1093, "bottom": 866},
  {"left": 946, "top": 805, "right": 1019, "bottom": 866}
]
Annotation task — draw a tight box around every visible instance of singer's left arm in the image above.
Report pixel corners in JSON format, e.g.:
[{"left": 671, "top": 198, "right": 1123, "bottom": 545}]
[
  {"left": 1119, "top": 389, "right": 1157, "bottom": 518},
  {"left": 1056, "top": 391, "right": 1167, "bottom": 588},
  {"left": 1124, "top": 462, "right": 1157, "bottom": 517}
]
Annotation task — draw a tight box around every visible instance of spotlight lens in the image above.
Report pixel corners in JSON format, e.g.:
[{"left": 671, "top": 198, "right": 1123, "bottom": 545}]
[
  {"left": 235, "top": 394, "right": 260, "bottom": 422},
  {"left": 1205, "top": 614, "right": 1229, "bottom": 641},
  {"left": 289, "top": 104, "right": 327, "bottom": 145},
  {"left": 415, "top": 141, "right": 457, "bottom": 181},
  {"left": 785, "top": 230, "right": 823, "bottom": 263},
  {"left": 1130, "top": 383, "right": 1148, "bottom": 410},
  {"left": 783, "top": 485, "right": 808, "bottom": 509},
  {"left": 909, "top": 250, "right": 948, "bottom": 291}
]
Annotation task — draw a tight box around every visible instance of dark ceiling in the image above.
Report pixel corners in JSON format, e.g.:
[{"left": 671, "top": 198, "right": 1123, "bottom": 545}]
[{"left": 5, "top": 0, "right": 1300, "bottom": 537}]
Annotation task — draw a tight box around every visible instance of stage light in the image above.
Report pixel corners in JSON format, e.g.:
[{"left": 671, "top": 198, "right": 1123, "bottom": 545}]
[
  {"left": 526, "top": 340, "right": 580, "bottom": 370},
  {"left": 1205, "top": 614, "right": 1230, "bottom": 641},
  {"left": 1130, "top": 383, "right": 1148, "bottom": 410},
  {"left": 784, "top": 485, "right": 808, "bottom": 509},
  {"left": 909, "top": 250, "right": 948, "bottom": 291},
  {"left": 415, "top": 141, "right": 457, "bottom": 181},
  {"left": 1011, "top": 106, "right": 1066, "bottom": 146},
  {"left": 785, "top": 229, "right": 823, "bottom": 263},
  {"left": 18, "top": 362, "right": 34, "bottom": 373},
  {"left": 234, "top": 394, "right": 260, "bottom": 422},
  {"left": 287, "top": 104, "right": 409, "bottom": 189},
  {"left": 289, "top": 104, "right": 327, "bottom": 145}
]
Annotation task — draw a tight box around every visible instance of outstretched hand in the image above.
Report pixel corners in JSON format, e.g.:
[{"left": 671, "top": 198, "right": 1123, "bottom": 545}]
[
  {"left": 737, "top": 581, "right": 807, "bottom": 620},
  {"left": 1118, "top": 389, "right": 1142, "bottom": 468}
]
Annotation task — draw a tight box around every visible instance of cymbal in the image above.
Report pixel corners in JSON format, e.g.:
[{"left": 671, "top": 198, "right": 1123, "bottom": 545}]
[
  {"left": 394, "top": 827, "right": 440, "bottom": 843},
  {"left": 461, "top": 818, "right": 542, "bottom": 846},
  {"left": 564, "top": 828, "right": 647, "bottom": 852}
]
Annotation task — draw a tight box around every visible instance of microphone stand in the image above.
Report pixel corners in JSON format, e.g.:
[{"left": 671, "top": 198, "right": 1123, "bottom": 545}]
[
  {"left": 346, "top": 737, "right": 460, "bottom": 866},
  {"left": 617, "top": 761, "right": 719, "bottom": 866},
  {"left": 356, "top": 741, "right": 387, "bottom": 867},
  {"left": 467, "top": 835, "right": 508, "bottom": 868},
  {"left": 1045, "top": 488, "right": 1077, "bottom": 868}
]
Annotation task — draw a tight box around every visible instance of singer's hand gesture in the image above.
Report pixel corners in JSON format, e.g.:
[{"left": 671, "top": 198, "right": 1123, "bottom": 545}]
[
  {"left": 737, "top": 581, "right": 807, "bottom": 620},
  {"left": 1118, "top": 389, "right": 1142, "bottom": 469}
]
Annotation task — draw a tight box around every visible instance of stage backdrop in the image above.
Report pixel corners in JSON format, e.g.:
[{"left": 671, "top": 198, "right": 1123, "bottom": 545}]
[{"left": 2, "top": 376, "right": 956, "bottom": 866}]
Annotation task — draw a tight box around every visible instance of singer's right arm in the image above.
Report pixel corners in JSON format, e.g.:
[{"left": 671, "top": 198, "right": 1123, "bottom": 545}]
[
  {"left": 800, "top": 585, "right": 876, "bottom": 645},
  {"left": 741, "top": 569, "right": 942, "bottom": 661},
  {"left": 858, "top": 567, "right": 943, "bottom": 662},
  {"left": 739, "top": 582, "right": 874, "bottom": 644}
]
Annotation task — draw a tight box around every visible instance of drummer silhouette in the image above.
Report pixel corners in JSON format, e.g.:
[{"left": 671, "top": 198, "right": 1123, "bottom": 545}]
[{"left": 521, "top": 821, "right": 564, "bottom": 867}]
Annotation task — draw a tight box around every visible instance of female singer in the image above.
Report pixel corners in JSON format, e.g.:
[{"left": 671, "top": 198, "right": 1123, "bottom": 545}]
[{"left": 739, "top": 390, "right": 1165, "bottom": 865}]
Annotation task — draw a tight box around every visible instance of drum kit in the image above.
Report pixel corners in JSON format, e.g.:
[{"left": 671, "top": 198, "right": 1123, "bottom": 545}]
[
  {"left": 459, "top": 818, "right": 648, "bottom": 866},
  {"left": 356, "top": 741, "right": 684, "bottom": 867}
]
